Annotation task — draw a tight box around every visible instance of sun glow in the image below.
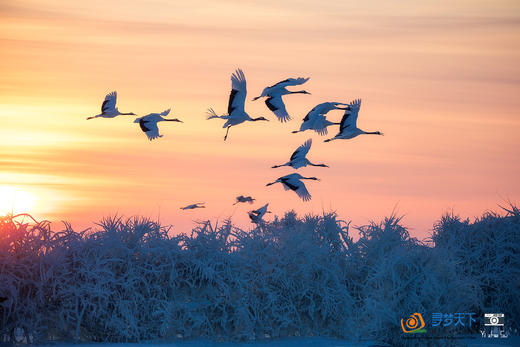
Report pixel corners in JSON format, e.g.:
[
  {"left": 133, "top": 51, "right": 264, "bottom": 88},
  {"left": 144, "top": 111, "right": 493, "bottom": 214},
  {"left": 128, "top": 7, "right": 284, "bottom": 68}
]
[{"left": 0, "top": 186, "right": 36, "bottom": 216}]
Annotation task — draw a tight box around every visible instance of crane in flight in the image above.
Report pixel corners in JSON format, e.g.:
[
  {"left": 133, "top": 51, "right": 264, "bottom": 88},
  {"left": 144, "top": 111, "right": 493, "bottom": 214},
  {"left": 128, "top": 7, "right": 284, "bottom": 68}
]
[
  {"left": 252, "top": 77, "right": 310, "bottom": 122},
  {"left": 207, "top": 69, "right": 269, "bottom": 141},
  {"left": 266, "top": 173, "right": 319, "bottom": 201},
  {"left": 233, "top": 195, "right": 256, "bottom": 205},
  {"left": 87, "top": 91, "right": 135, "bottom": 120},
  {"left": 324, "top": 99, "right": 383, "bottom": 142},
  {"left": 180, "top": 202, "right": 205, "bottom": 210},
  {"left": 292, "top": 102, "right": 348, "bottom": 135},
  {"left": 133, "top": 109, "right": 183, "bottom": 141},
  {"left": 272, "top": 138, "right": 328, "bottom": 169},
  {"left": 248, "top": 203, "right": 271, "bottom": 223}
]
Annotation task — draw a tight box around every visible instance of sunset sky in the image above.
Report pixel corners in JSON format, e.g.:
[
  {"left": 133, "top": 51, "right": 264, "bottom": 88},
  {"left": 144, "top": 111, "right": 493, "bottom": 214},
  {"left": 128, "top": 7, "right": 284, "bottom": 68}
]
[{"left": 1, "top": 0, "right": 519, "bottom": 239}]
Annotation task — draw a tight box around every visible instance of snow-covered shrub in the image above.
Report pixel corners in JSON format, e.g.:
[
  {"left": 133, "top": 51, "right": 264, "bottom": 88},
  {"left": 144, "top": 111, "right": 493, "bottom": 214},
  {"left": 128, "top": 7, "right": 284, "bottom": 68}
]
[
  {"left": 350, "top": 215, "right": 481, "bottom": 346},
  {"left": 431, "top": 206, "right": 520, "bottom": 332},
  {"left": 229, "top": 212, "right": 356, "bottom": 339},
  {"left": 0, "top": 207, "right": 518, "bottom": 344},
  {"left": 0, "top": 214, "right": 55, "bottom": 339}
]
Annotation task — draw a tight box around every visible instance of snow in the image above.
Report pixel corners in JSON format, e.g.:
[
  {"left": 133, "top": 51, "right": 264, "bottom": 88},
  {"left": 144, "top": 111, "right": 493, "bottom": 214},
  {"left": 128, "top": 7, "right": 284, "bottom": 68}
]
[{"left": 1, "top": 207, "right": 519, "bottom": 345}]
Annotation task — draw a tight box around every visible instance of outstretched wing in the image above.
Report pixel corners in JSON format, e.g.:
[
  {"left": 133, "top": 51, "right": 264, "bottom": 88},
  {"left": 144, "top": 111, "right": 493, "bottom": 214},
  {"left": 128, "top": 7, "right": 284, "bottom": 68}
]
[
  {"left": 160, "top": 108, "right": 171, "bottom": 117},
  {"left": 248, "top": 211, "right": 260, "bottom": 222},
  {"left": 307, "top": 114, "right": 330, "bottom": 135},
  {"left": 265, "top": 95, "right": 290, "bottom": 122},
  {"left": 282, "top": 177, "right": 311, "bottom": 201},
  {"left": 303, "top": 103, "right": 327, "bottom": 122},
  {"left": 290, "top": 138, "right": 312, "bottom": 161},
  {"left": 228, "top": 69, "right": 247, "bottom": 115},
  {"left": 101, "top": 91, "right": 117, "bottom": 113},
  {"left": 312, "top": 102, "right": 348, "bottom": 117},
  {"left": 280, "top": 176, "right": 299, "bottom": 191},
  {"left": 139, "top": 119, "right": 161, "bottom": 141},
  {"left": 314, "top": 127, "right": 329, "bottom": 136},
  {"left": 295, "top": 182, "right": 311, "bottom": 201},
  {"left": 268, "top": 77, "right": 309, "bottom": 89},
  {"left": 256, "top": 204, "right": 268, "bottom": 217},
  {"left": 339, "top": 99, "right": 362, "bottom": 132}
]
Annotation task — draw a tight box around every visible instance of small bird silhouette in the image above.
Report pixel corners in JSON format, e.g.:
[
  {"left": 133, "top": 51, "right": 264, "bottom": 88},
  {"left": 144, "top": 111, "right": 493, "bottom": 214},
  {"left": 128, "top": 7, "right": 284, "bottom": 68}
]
[
  {"left": 272, "top": 138, "right": 328, "bottom": 169},
  {"left": 248, "top": 203, "right": 271, "bottom": 223},
  {"left": 207, "top": 69, "right": 269, "bottom": 140},
  {"left": 292, "top": 102, "right": 348, "bottom": 135},
  {"left": 266, "top": 173, "right": 319, "bottom": 201},
  {"left": 87, "top": 91, "right": 135, "bottom": 120},
  {"left": 134, "top": 109, "right": 183, "bottom": 140},
  {"left": 324, "top": 99, "right": 383, "bottom": 142},
  {"left": 233, "top": 195, "right": 256, "bottom": 205},
  {"left": 180, "top": 202, "right": 205, "bottom": 210},
  {"left": 252, "top": 77, "right": 310, "bottom": 122}
]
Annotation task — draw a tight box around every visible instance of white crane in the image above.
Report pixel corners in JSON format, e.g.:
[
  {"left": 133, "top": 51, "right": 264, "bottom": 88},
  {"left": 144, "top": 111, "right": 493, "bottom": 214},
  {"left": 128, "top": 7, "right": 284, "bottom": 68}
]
[
  {"left": 87, "top": 91, "right": 135, "bottom": 120},
  {"left": 248, "top": 203, "right": 271, "bottom": 223},
  {"left": 324, "top": 99, "right": 383, "bottom": 142},
  {"left": 180, "top": 202, "right": 205, "bottom": 210},
  {"left": 133, "top": 109, "right": 183, "bottom": 141},
  {"left": 266, "top": 173, "right": 319, "bottom": 201},
  {"left": 252, "top": 77, "right": 310, "bottom": 122},
  {"left": 272, "top": 138, "right": 328, "bottom": 169},
  {"left": 233, "top": 195, "right": 256, "bottom": 205},
  {"left": 292, "top": 102, "right": 348, "bottom": 135},
  {"left": 207, "top": 69, "right": 269, "bottom": 140}
]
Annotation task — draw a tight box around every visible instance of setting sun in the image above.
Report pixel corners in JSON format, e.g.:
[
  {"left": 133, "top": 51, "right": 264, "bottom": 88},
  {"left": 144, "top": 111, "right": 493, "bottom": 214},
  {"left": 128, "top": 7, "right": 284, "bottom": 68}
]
[{"left": 0, "top": 185, "right": 36, "bottom": 215}]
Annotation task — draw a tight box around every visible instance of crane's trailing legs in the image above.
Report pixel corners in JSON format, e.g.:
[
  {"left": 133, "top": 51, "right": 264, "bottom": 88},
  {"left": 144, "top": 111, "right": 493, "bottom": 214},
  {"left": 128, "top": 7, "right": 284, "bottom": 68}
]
[{"left": 224, "top": 126, "right": 232, "bottom": 141}]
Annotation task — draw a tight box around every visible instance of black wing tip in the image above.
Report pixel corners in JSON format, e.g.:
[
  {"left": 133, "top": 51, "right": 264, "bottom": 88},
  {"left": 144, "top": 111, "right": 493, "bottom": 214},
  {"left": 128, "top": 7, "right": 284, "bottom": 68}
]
[{"left": 277, "top": 115, "right": 292, "bottom": 123}]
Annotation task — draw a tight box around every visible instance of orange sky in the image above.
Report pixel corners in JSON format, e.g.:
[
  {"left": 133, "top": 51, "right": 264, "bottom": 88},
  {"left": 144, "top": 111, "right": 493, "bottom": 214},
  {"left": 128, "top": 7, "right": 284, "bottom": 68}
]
[{"left": 1, "top": 0, "right": 519, "bottom": 239}]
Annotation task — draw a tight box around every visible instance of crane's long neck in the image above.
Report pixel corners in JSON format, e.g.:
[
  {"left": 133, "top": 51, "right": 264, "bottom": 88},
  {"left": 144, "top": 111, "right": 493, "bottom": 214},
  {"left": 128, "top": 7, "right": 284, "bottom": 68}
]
[
  {"left": 272, "top": 162, "right": 289, "bottom": 169},
  {"left": 309, "top": 162, "right": 328, "bottom": 168},
  {"left": 87, "top": 114, "right": 102, "bottom": 120},
  {"left": 290, "top": 90, "right": 310, "bottom": 95},
  {"left": 120, "top": 112, "right": 135, "bottom": 115},
  {"left": 363, "top": 130, "right": 383, "bottom": 135}
]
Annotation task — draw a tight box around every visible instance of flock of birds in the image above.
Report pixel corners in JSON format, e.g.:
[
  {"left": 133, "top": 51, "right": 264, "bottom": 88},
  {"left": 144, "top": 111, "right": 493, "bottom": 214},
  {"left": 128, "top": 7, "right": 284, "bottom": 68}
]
[{"left": 87, "top": 69, "right": 383, "bottom": 223}]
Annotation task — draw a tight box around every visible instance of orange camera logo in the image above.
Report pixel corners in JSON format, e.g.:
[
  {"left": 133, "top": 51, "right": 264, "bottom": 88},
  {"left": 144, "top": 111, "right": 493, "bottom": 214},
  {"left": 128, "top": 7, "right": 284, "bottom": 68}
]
[{"left": 401, "top": 313, "right": 426, "bottom": 333}]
